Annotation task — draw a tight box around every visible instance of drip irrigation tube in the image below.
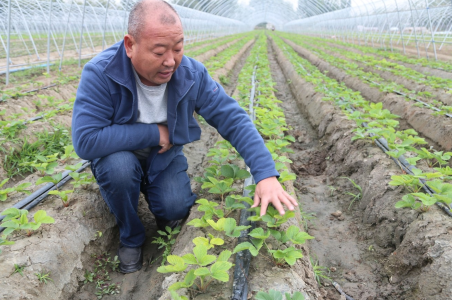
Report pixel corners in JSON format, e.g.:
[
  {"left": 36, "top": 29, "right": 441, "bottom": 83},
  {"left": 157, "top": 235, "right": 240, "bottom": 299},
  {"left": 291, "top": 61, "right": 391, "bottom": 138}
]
[
  {"left": 340, "top": 98, "right": 452, "bottom": 217},
  {"left": 362, "top": 76, "right": 452, "bottom": 119},
  {"left": 0, "top": 160, "right": 90, "bottom": 230},
  {"left": 23, "top": 83, "right": 57, "bottom": 94},
  {"left": 333, "top": 282, "right": 356, "bottom": 300},
  {"left": 282, "top": 42, "right": 452, "bottom": 218},
  {"left": 231, "top": 63, "right": 258, "bottom": 300}
]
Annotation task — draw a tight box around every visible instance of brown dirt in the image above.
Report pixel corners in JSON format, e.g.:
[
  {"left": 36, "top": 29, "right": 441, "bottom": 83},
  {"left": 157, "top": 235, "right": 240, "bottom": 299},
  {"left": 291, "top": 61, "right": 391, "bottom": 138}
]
[
  {"left": 283, "top": 38, "right": 452, "bottom": 151},
  {"left": 270, "top": 35, "right": 452, "bottom": 300},
  {"left": 194, "top": 38, "right": 242, "bottom": 63}
]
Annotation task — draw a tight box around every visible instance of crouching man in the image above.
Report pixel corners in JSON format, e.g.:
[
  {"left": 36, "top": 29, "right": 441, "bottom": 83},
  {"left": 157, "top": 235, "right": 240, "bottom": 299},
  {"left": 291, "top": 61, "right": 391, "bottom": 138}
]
[{"left": 72, "top": 0, "right": 297, "bottom": 273}]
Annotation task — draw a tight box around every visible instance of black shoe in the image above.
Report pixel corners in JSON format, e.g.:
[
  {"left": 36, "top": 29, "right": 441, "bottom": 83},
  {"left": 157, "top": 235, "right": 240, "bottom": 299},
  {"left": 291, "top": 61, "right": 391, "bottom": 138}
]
[
  {"left": 156, "top": 219, "right": 182, "bottom": 233},
  {"left": 117, "top": 243, "right": 143, "bottom": 274}
]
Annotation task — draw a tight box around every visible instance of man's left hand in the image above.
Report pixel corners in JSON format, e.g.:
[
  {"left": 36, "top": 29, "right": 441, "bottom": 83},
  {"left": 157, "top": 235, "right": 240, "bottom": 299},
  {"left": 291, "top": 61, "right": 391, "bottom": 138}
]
[{"left": 252, "top": 176, "right": 298, "bottom": 216}]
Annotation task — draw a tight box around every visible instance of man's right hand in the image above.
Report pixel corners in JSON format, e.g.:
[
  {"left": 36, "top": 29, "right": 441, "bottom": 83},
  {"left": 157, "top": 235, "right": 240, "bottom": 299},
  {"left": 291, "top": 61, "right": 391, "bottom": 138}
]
[{"left": 157, "top": 124, "right": 172, "bottom": 153}]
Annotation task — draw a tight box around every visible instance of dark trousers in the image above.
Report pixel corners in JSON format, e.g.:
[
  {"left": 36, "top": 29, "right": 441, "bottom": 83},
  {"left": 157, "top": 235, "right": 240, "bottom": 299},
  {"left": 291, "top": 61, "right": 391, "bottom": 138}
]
[{"left": 91, "top": 150, "right": 196, "bottom": 247}]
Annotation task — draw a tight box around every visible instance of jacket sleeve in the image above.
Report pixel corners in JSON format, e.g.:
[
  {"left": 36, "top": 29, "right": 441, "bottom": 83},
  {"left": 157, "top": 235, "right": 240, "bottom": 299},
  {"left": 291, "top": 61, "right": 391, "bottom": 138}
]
[
  {"left": 72, "top": 62, "right": 160, "bottom": 160},
  {"left": 194, "top": 65, "right": 279, "bottom": 183}
]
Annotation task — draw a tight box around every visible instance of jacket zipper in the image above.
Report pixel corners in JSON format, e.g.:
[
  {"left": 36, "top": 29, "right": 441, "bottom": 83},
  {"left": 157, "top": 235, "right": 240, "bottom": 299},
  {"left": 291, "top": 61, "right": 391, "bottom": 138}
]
[{"left": 171, "top": 81, "right": 195, "bottom": 144}]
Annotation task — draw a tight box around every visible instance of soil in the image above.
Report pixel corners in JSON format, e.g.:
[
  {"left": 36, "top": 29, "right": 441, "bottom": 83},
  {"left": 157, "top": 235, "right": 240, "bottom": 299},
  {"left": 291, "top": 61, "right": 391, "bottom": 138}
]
[
  {"left": 270, "top": 35, "right": 452, "bottom": 300},
  {"left": 282, "top": 38, "right": 452, "bottom": 151},
  {"left": 3, "top": 33, "right": 452, "bottom": 300}
]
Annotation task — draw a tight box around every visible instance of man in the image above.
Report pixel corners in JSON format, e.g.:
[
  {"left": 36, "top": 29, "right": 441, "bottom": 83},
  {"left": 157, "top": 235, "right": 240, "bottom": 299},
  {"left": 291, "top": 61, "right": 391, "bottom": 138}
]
[{"left": 72, "top": 0, "right": 297, "bottom": 273}]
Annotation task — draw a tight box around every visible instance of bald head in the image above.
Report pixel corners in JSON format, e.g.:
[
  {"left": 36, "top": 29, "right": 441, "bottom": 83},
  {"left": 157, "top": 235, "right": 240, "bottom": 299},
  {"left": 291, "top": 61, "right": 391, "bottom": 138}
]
[{"left": 128, "top": 0, "right": 181, "bottom": 41}]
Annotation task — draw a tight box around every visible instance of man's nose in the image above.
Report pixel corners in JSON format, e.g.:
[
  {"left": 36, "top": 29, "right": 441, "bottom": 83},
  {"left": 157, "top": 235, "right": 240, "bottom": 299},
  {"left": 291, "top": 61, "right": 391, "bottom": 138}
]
[{"left": 163, "top": 52, "right": 175, "bottom": 67}]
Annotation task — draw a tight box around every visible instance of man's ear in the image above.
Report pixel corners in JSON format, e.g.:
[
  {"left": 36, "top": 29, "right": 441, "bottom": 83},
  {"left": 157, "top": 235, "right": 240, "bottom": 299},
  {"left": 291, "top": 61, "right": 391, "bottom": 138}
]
[{"left": 124, "top": 34, "right": 135, "bottom": 59}]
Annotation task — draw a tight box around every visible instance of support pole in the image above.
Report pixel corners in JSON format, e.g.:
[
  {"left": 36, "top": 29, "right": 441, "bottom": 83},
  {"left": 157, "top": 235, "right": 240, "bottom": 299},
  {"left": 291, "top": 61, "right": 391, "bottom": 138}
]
[
  {"left": 6, "top": 0, "right": 12, "bottom": 85},
  {"left": 46, "top": 0, "right": 53, "bottom": 74},
  {"left": 78, "top": 0, "right": 87, "bottom": 68},
  {"left": 425, "top": 0, "right": 438, "bottom": 61},
  {"left": 102, "top": 0, "right": 110, "bottom": 50},
  {"left": 59, "top": 0, "right": 73, "bottom": 71}
]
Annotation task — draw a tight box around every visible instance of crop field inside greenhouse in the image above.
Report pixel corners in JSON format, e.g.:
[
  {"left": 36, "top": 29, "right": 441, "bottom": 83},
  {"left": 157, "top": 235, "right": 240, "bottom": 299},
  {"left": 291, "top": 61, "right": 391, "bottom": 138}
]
[{"left": 1, "top": 0, "right": 452, "bottom": 300}]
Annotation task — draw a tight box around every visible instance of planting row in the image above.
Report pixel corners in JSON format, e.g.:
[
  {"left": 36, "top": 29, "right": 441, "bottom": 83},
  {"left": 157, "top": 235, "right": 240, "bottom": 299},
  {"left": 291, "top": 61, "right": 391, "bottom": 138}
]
[
  {"left": 157, "top": 34, "right": 313, "bottom": 300},
  {"left": 283, "top": 33, "right": 452, "bottom": 115},
  {"left": 271, "top": 33, "right": 452, "bottom": 215}
]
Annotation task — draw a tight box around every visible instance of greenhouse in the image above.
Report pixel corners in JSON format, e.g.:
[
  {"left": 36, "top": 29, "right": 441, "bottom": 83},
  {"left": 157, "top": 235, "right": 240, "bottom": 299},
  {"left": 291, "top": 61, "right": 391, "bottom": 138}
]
[{"left": 1, "top": 0, "right": 452, "bottom": 299}]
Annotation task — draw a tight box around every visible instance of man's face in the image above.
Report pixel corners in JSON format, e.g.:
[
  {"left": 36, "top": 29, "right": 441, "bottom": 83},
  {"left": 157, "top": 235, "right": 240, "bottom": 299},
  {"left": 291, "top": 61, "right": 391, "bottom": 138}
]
[{"left": 125, "top": 19, "right": 184, "bottom": 86}]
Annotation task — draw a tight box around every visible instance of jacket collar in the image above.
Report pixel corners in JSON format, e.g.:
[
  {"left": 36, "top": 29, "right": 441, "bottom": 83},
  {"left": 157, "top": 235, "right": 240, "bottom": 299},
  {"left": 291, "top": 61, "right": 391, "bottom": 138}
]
[{"left": 103, "top": 40, "right": 195, "bottom": 105}]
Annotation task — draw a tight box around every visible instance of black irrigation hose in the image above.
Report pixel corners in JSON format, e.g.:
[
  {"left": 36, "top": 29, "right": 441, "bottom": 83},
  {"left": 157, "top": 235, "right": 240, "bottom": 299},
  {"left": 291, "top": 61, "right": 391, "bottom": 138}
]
[
  {"left": 341, "top": 99, "right": 452, "bottom": 217},
  {"left": 288, "top": 38, "right": 452, "bottom": 218},
  {"left": 23, "top": 83, "right": 57, "bottom": 94},
  {"left": 362, "top": 76, "right": 452, "bottom": 119},
  {"left": 0, "top": 160, "right": 90, "bottom": 231},
  {"left": 333, "top": 282, "right": 356, "bottom": 300},
  {"left": 231, "top": 64, "right": 258, "bottom": 300}
]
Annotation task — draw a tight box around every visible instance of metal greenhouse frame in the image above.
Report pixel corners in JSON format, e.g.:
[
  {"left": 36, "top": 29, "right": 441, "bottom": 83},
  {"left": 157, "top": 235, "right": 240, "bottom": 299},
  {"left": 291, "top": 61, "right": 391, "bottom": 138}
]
[{"left": 1, "top": 0, "right": 452, "bottom": 85}]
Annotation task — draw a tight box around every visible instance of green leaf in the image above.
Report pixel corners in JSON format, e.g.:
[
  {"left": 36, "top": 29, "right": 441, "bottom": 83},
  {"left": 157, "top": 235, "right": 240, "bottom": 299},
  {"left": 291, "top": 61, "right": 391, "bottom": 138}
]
[
  {"left": 194, "top": 267, "right": 210, "bottom": 276},
  {"left": 157, "top": 255, "right": 187, "bottom": 273},
  {"left": 220, "top": 165, "right": 235, "bottom": 179},
  {"left": 255, "top": 290, "right": 283, "bottom": 300},
  {"left": 33, "top": 210, "right": 54, "bottom": 224},
  {"left": 217, "top": 250, "right": 232, "bottom": 262},
  {"left": 186, "top": 218, "right": 209, "bottom": 228},
  {"left": 248, "top": 228, "right": 270, "bottom": 240},
  {"left": 210, "top": 261, "right": 232, "bottom": 282},
  {"left": 182, "top": 253, "right": 198, "bottom": 265},
  {"left": 193, "top": 245, "right": 216, "bottom": 266},
  {"left": 169, "top": 291, "right": 188, "bottom": 300},
  {"left": 233, "top": 242, "right": 259, "bottom": 256}
]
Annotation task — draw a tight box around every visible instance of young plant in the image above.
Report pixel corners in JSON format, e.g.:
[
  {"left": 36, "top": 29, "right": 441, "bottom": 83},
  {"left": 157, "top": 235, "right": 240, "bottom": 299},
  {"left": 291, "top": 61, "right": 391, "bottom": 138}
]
[
  {"left": 35, "top": 270, "right": 53, "bottom": 284},
  {"left": 220, "top": 164, "right": 250, "bottom": 181},
  {"left": 310, "top": 257, "right": 331, "bottom": 286},
  {"left": 207, "top": 217, "right": 251, "bottom": 238},
  {"left": 0, "top": 208, "right": 55, "bottom": 237},
  {"left": 152, "top": 225, "right": 181, "bottom": 266},
  {"left": 60, "top": 145, "right": 79, "bottom": 163},
  {"left": 157, "top": 241, "right": 233, "bottom": 293},
  {"left": 85, "top": 252, "right": 121, "bottom": 299},
  {"left": 48, "top": 189, "right": 73, "bottom": 207},
  {"left": 21, "top": 153, "right": 59, "bottom": 176},
  {"left": 0, "top": 179, "right": 32, "bottom": 201},
  {"left": 201, "top": 177, "right": 235, "bottom": 209},
  {"left": 12, "top": 264, "right": 25, "bottom": 276},
  {"left": 341, "top": 177, "right": 362, "bottom": 209}
]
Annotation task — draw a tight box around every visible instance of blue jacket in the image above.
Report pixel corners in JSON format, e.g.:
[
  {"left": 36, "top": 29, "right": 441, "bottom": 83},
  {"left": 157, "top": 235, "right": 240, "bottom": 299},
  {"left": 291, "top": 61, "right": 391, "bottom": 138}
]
[{"left": 72, "top": 41, "right": 278, "bottom": 183}]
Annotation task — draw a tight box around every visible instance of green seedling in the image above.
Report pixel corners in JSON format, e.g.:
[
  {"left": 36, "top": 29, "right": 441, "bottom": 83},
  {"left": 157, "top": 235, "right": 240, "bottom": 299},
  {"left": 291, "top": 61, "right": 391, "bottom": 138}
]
[
  {"left": 255, "top": 290, "right": 305, "bottom": 300},
  {"left": 0, "top": 181, "right": 32, "bottom": 202},
  {"left": 158, "top": 242, "right": 233, "bottom": 293},
  {"left": 196, "top": 198, "right": 224, "bottom": 219},
  {"left": 21, "top": 153, "right": 59, "bottom": 176},
  {"left": 152, "top": 225, "right": 181, "bottom": 266},
  {"left": 224, "top": 195, "right": 253, "bottom": 216},
  {"left": 269, "top": 247, "right": 304, "bottom": 266},
  {"left": 310, "top": 257, "right": 331, "bottom": 286},
  {"left": 36, "top": 173, "right": 63, "bottom": 186},
  {"left": 35, "top": 270, "right": 53, "bottom": 284},
  {"left": 248, "top": 205, "right": 295, "bottom": 228},
  {"left": 60, "top": 145, "right": 79, "bottom": 163},
  {"left": 207, "top": 217, "right": 251, "bottom": 238},
  {"left": 85, "top": 252, "right": 121, "bottom": 298},
  {"left": 201, "top": 177, "right": 235, "bottom": 209},
  {"left": 48, "top": 190, "right": 73, "bottom": 207},
  {"left": 0, "top": 208, "right": 55, "bottom": 237},
  {"left": 278, "top": 171, "right": 296, "bottom": 184},
  {"left": 0, "top": 237, "right": 15, "bottom": 254},
  {"left": 395, "top": 194, "right": 423, "bottom": 210},
  {"left": 341, "top": 177, "right": 362, "bottom": 209},
  {"left": 415, "top": 148, "right": 452, "bottom": 168},
  {"left": 170, "top": 291, "right": 188, "bottom": 300},
  {"left": 220, "top": 164, "right": 250, "bottom": 181},
  {"left": 69, "top": 172, "right": 95, "bottom": 189},
  {"left": 13, "top": 264, "right": 25, "bottom": 276},
  {"left": 192, "top": 234, "right": 224, "bottom": 250}
]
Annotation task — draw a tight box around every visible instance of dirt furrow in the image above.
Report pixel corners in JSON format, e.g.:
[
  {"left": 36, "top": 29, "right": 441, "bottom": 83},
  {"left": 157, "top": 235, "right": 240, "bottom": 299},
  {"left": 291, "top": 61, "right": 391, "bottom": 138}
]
[
  {"left": 270, "top": 35, "right": 452, "bottom": 300},
  {"left": 282, "top": 38, "right": 452, "bottom": 151}
]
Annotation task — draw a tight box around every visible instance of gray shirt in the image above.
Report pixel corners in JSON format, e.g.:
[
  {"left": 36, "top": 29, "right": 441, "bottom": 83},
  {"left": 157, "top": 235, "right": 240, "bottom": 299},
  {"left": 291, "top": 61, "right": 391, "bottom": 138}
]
[{"left": 132, "top": 68, "right": 168, "bottom": 160}]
